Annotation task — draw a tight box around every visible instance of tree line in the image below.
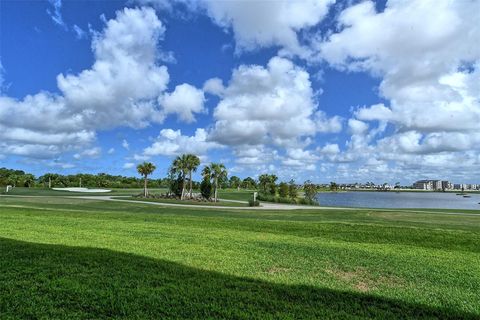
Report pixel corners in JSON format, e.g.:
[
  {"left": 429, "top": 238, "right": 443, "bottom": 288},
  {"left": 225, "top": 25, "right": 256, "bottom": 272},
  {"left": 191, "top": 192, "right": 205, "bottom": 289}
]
[
  {"left": 137, "top": 155, "right": 229, "bottom": 202},
  {"left": 0, "top": 165, "right": 253, "bottom": 193},
  {"left": 0, "top": 168, "right": 164, "bottom": 189},
  {"left": 1, "top": 159, "right": 320, "bottom": 205}
]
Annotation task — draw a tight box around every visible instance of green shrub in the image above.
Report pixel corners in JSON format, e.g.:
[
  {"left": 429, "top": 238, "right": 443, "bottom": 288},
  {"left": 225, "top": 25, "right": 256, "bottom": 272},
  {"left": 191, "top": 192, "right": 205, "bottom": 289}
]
[
  {"left": 257, "top": 193, "right": 275, "bottom": 202},
  {"left": 276, "top": 196, "right": 296, "bottom": 204},
  {"left": 248, "top": 199, "right": 260, "bottom": 207},
  {"left": 200, "top": 179, "right": 212, "bottom": 200},
  {"left": 297, "top": 197, "right": 319, "bottom": 206},
  {"left": 257, "top": 193, "right": 297, "bottom": 204},
  {"left": 278, "top": 182, "right": 289, "bottom": 198},
  {"left": 303, "top": 180, "right": 318, "bottom": 202},
  {"left": 288, "top": 179, "right": 297, "bottom": 198},
  {"left": 268, "top": 183, "right": 276, "bottom": 196}
]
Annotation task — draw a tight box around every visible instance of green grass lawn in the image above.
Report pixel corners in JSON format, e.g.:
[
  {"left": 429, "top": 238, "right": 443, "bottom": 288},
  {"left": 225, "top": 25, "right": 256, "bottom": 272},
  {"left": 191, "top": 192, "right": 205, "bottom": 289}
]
[
  {"left": 0, "top": 196, "right": 479, "bottom": 319},
  {"left": 3, "top": 187, "right": 254, "bottom": 199},
  {"left": 1, "top": 187, "right": 169, "bottom": 197},
  {"left": 218, "top": 189, "right": 255, "bottom": 201}
]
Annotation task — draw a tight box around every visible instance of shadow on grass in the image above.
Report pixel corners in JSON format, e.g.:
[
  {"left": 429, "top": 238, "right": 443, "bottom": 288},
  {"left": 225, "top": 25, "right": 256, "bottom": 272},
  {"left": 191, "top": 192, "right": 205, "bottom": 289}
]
[{"left": 0, "top": 237, "right": 475, "bottom": 319}]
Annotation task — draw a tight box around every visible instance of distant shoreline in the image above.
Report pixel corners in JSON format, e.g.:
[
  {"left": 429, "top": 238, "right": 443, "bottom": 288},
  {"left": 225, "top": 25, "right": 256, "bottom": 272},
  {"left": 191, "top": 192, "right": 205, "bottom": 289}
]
[{"left": 317, "top": 189, "right": 480, "bottom": 194}]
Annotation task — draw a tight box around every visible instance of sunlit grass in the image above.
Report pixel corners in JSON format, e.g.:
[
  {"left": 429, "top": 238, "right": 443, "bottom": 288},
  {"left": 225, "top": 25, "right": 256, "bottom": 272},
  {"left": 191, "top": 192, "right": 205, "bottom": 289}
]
[{"left": 0, "top": 196, "right": 479, "bottom": 318}]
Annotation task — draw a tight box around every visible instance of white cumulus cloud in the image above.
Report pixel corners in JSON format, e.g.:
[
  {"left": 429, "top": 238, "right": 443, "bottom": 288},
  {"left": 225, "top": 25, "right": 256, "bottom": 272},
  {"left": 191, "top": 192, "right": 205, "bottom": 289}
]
[
  {"left": 159, "top": 83, "right": 206, "bottom": 123},
  {"left": 209, "top": 56, "right": 339, "bottom": 148},
  {"left": 143, "top": 128, "right": 220, "bottom": 157}
]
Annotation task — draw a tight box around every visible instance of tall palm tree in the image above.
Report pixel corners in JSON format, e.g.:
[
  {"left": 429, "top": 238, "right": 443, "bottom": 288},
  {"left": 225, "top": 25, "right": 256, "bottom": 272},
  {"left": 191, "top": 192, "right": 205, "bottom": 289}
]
[
  {"left": 137, "top": 162, "right": 156, "bottom": 197},
  {"left": 172, "top": 154, "right": 189, "bottom": 200},
  {"left": 201, "top": 165, "right": 211, "bottom": 181},
  {"left": 23, "top": 174, "right": 35, "bottom": 188},
  {"left": 185, "top": 154, "right": 200, "bottom": 198},
  {"left": 204, "top": 163, "right": 227, "bottom": 202}
]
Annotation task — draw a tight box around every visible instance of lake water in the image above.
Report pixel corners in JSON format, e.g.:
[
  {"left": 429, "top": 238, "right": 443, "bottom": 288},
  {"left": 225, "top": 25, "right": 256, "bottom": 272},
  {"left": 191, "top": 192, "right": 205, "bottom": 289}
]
[{"left": 316, "top": 191, "right": 480, "bottom": 210}]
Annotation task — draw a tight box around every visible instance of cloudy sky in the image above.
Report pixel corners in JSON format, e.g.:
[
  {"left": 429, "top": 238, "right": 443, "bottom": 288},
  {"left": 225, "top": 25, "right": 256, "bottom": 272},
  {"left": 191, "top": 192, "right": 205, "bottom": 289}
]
[{"left": 1, "top": 0, "right": 479, "bottom": 183}]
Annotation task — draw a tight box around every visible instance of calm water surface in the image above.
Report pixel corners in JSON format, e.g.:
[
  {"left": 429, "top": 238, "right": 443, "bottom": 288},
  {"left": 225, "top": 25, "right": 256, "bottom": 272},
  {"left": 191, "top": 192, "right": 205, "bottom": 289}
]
[{"left": 316, "top": 191, "right": 480, "bottom": 210}]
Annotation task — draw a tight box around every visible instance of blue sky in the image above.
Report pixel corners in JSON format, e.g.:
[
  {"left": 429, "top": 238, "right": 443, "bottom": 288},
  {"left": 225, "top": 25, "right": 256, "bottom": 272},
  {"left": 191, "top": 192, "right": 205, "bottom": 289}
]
[{"left": 1, "top": 0, "right": 479, "bottom": 184}]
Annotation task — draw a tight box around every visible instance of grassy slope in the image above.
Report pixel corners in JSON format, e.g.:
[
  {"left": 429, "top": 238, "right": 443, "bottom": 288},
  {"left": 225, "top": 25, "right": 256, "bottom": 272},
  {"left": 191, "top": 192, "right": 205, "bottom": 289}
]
[
  {"left": 3, "top": 187, "right": 253, "bottom": 199},
  {"left": 0, "top": 196, "right": 479, "bottom": 319},
  {"left": 218, "top": 189, "right": 255, "bottom": 201},
  {"left": 114, "top": 197, "right": 248, "bottom": 207},
  {"left": 1, "top": 187, "right": 169, "bottom": 197}
]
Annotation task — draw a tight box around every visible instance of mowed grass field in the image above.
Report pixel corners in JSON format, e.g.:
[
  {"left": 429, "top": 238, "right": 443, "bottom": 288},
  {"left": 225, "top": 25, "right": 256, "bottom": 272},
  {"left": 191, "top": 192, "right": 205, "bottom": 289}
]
[
  {"left": 0, "top": 195, "right": 479, "bottom": 319},
  {"left": 1, "top": 187, "right": 169, "bottom": 197},
  {"left": 2, "top": 187, "right": 256, "bottom": 201}
]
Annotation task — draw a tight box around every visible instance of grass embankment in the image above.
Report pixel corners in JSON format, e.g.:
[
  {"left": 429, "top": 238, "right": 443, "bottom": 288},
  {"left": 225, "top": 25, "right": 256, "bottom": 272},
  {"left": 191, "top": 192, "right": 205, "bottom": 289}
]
[
  {"left": 116, "top": 197, "right": 249, "bottom": 207},
  {"left": 0, "top": 196, "right": 479, "bottom": 319},
  {"left": 0, "top": 187, "right": 169, "bottom": 197},
  {"left": 3, "top": 187, "right": 255, "bottom": 199},
  {"left": 218, "top": 189, "right": 254, "bottom": 201}
]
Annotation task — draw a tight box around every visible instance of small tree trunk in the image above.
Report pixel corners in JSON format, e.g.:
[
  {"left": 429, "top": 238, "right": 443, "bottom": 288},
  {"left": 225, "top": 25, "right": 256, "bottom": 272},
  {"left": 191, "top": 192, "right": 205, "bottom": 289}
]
[
  {"left": 189, "top": 170, "right": 193, "bottom": 199},
  {"left": 144, "top": 175, "right": 148, "bottom": 197},
  {"left": 181, "top": 177, "right": 186, "bottom": 200},
  {"left": 214, "top": 178, "right": 218, "bottom": 202}
]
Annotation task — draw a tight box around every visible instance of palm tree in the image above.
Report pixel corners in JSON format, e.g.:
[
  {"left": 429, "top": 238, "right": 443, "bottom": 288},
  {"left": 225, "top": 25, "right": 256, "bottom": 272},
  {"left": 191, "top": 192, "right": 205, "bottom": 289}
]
[
  {"left": 185, "top": 154, "right": 200, "bottom": 199},
  {"left": 7, "top": 174, "right": 19, "bottom": 187},
  {"left": 172, "top": 154, "right": 189, "bottom": 200},
  {"left": 137, "top": 162, "right": 156, "bottom": 197},
  {"left": 202, "top": 165, "right": 211, "bottom": 181},
  {"left": 203, "top": 163, "right": 227, "bottom": 202},
  {"left": 23, "top": 174, "right": 35, "bottom": 188}
]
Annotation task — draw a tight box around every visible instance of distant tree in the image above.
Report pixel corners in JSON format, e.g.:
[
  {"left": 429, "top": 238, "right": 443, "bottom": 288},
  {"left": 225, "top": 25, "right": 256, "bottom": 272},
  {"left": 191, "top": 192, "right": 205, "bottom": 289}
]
[
  {"left": 200, "top": 178, "right": 212, "bottom": 200},
  {"left": 258, "top": 174, "right": 270, "bottom": 194},
  {"left": 304, "top": 180, "right": 318, "bottom": 203},
  {"left": 329, "top": 181, "right": 338, "bottom": 191},
  {"left": 229, "top": 176, "right": 241, "bottom": 189},
  {"left": 169, "top": 174, "right": 183, "bottom": 198},
  {"left": 278, "top": 182, "right": 289, "bottom": 198},
  {"left": 185, "top": 154, "right": 200, "bottom": 198},
  {"left": 22, "top": 174, "right": 35, "bottom": 188},
  {"left": 259, "top": 174, "right": 277, "bottom": 195},
  {"left": 137, "top": 162, "right": 156, "bottom": 197},
  {"left": 269, "top": 181, "right": 277, "bottom": 195},
  {"left": 171, "top": 154, "right": 189, "bottom": 200},
  {"left": 242, "top": 177, "right": 256, "bottom": 189},
  {"left": 201, "top": 165, "right": 211, "bottom": 182},
  {"left": 7, "top": 174, "right": 19, "bottom": 187},
  {"left": 268, "top": 175, "right": 278, "bottom": 195},
  {"left": 202, "top": 163, "right": 227, "bottom": 202},
  {"left": 288, "top": 179, "right": 297, "bottom": 199}
]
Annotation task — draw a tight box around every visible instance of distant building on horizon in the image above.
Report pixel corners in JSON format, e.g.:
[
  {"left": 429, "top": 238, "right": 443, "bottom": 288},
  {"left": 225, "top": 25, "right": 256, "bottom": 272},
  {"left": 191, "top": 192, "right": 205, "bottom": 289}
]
[
  {"left": 413, "top": 181, "right": 480, "bottom": 191},
  {"left": 413, "top": 180, "right": 433, "bottom": 190},
  {"left": 413, "top": 180, "right": 450, "bottom": 191}
]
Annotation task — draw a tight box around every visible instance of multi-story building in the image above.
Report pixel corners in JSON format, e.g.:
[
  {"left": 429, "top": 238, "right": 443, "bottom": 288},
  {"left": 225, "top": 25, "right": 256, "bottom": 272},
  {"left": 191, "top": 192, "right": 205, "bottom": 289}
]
[
  {"left": 441, "top": 181, "right": 452, "bottom": 190},
  {"left": 413, "top": 180, "right": 433, "bottom": 190},
  {"left": 413, "top": 180, "right": 449, "bottom": 191},
  {"left": 432, "top": 180, "right": 442, "bottom": 190}
]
